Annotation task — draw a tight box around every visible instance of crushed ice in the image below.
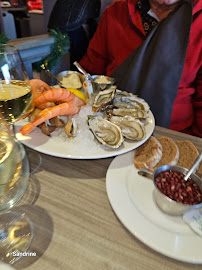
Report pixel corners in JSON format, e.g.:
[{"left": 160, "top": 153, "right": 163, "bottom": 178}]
[{"left": 50, "top": 104, "right": 103, "bottom": 153}]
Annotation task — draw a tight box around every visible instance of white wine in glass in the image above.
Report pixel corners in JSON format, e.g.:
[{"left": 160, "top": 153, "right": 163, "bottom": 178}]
[
  {"left": 0, "top": 44, "right": 33, "bottom": 124},
  {"left": 0, "top": 44, "right": 41, "bottom": 174},
  {"left": 0, "top": 80, "right": 33, "bottom": 124}
]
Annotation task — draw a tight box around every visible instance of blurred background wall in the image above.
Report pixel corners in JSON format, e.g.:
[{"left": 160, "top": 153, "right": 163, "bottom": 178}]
[{"left": 0, "top": 0, "right": 118, "bottom": 39}]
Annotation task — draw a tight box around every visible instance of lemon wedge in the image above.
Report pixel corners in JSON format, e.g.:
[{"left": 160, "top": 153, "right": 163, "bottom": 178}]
[{"left": 67, "top": 88, "right": 87, "bottom": 103}]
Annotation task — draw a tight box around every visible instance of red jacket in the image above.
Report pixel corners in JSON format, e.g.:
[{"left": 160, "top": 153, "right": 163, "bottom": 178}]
[{"left": 80, "top": 0, "right": 202, "bottom": 137}]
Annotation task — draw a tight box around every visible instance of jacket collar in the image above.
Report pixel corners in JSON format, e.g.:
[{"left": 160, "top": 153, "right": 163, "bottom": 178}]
[
  {"left": 127, "top": 0, "right": 201, "bottom": 34},
  {"left": 128, "top": 0, "right": 146, "bottom": 37}
]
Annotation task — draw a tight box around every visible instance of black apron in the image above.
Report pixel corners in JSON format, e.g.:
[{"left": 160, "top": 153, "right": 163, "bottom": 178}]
[{"left": 111, "top": 0, "right": 193, "bottom": 128}]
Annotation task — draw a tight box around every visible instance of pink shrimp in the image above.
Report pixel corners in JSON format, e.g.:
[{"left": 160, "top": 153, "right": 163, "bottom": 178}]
[
  {"left": 37, "top": 102, "right": 56, "bottom": 109},
  {"left": 34, "top": 88, "right": 86, "bottom": 108},
  {"left": 20, "top": 102, "right": 80, "bottom": 135},
  {"left": 29, "top": 79, "right": 51, "bottom": 99}
]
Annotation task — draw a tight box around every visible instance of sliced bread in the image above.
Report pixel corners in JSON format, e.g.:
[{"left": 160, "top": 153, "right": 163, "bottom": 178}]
[
  {"left": 134, "top": 136, "right": 162, "bottom": 169},
  {"left": 175, "top": 140, "right": 198, "bottom": 170},
  {"left": 152, "top": 137, "right": 179, "bottom": 170}
]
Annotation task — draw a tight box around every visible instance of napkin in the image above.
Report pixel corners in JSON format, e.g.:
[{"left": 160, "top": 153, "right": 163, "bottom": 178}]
[
  {"left": 183, "top": 208, "right": 202, "bottom": 236},
  {"left": 111, "top": 0, "right": 192, "bottom": 128}
]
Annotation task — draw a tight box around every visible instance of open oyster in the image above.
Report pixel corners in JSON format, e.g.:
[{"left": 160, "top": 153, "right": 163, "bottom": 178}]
[
  {"left": 113, "top": 95, "right": 150, "bottom": 112},
  {"left": 115, "top": 89, "right": 136, "bottom": 98},
  {"left": 107, "top": 108, "right": 148, "bottom": 119},
  {"left": 109, "top": 115, "right": 146, "bottom": 140},
  {"left": 65, "top": 119, "right": 78, "bottom": 137},
  {"left": 87, "top": 115, "right": 123, "bottom": 148},
  {"left": 92, "top": 86, "right": 116, "bottom": 112}
]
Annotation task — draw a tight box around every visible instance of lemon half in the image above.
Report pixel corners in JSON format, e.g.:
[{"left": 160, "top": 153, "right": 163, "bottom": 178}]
[{"left": 67, "top": 88, "right": 87, "bottom": 103}]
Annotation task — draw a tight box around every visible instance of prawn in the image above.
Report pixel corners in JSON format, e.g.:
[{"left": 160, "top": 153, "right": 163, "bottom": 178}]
[
  {"left": 37, "top": 102, "right": 56, "bottom": 109},
  {"left": 30, "top": 79, "right": 56, "bottom": 108},
  {"left": 20, "top": 102, "right": 80, "bottom": 135},
  {"left": 29, "top": 79, "right": 51, "bottom": 99},
  {"left": 34, "top": 88, "right": 86, "bottom": 108}
]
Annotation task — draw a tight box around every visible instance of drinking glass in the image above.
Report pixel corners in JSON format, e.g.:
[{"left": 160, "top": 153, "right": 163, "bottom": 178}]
[
  {"left": 0, "top": 117, "right": 33, "bottom": 264},
  {"left": 0, "top": 44, "right": 33, "bottom": 125},
  {"left": 0, "top": 44, "right": 41, "bottom": 174}
]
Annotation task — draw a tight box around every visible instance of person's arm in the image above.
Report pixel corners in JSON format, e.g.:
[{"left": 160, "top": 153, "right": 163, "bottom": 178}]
[
  {"left": 192, "top": 66, "right": 202, "bottom": 137},
  {"left": 79, "top": 10, "right": 109, "bottom": 75}
]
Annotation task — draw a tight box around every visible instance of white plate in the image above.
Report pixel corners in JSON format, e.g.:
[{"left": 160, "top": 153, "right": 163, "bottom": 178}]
[
  {"left": 15, "top": 111, "right": 155, "bottom": 159},
  {"left": 106, "top": 151, "right": 202, "bottom": 264}
]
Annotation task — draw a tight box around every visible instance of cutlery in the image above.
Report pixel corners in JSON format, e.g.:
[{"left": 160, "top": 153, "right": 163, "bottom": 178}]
[
  {"left": 138, "top": 168, "right": 153, "bottom": 179},
  {"left": 184, "top": 152, "right": 202, "bottom": 181},
  {"left": 45, "top": 69, "right": 65, "bottom": 88},
  {"left": 73, "top": 61, "right": 93, "bottom": 81}
]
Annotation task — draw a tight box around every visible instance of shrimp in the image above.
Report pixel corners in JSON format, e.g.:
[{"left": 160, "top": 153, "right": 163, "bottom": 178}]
[
  {"left": 34, "top": 88, "right": 86, "bottom": 108},
  {"left": 20, "top": 102, "right": 80, "bottom": 135},
  {"left": 29, "top": 79, "right": 51, "bottom": 99},
  {"left": 37, "top": 102, "right": 56, "bottom": 109}
]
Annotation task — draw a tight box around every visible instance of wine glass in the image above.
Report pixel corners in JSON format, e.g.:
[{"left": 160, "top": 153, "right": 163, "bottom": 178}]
[
  {"left": 0, "top": 44, "right": 33, "bottom": 126},
  {"left": 0, "top": 44, "right": 41, "bottom": 174},
  {"left": 0, "top": 116, "right": 33, "bottom": 264}
]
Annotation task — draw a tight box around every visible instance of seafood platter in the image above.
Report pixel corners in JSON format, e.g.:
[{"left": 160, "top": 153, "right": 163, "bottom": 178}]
[{"left": 16, "top": 74, "right": 155, "bottom": 159}]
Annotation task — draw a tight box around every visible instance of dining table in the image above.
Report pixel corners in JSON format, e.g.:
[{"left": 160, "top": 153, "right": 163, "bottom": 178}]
[{"left": 13, "top": 125, "right": 202, "bottom": 270}]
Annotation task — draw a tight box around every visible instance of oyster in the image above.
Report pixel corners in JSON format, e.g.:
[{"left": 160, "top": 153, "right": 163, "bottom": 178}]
[
  {"left": 92, "top": 86, "right": 116, "bottom": 112},
  {"left": 113, "top": 95, "right": 150, "bottom": 112},
  {"left": 65, "top": 119, "right": 78, "bottom": 137},
  {"left": 109, "top": 115, "right": 146, "bottom": 140},
  {"left": 87, "top": 115, "right": 123, "bottom": 148},
  {"left": 49, "top": 117, "right": 65, "bottom": 128},
  {"left": 107, "top": 108, "right": 148, "bottom": 119},
  {"left": 41, "top": 122, "right": 56, "bottom": 136},
  {"left": 115, "top": 89, "right": 136, "bottom": 98}
]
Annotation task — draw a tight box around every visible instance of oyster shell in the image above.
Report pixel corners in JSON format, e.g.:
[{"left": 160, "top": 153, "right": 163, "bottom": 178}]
[
  {"left": 115, "top": 89, "right": 136, "bottom": 98},
  {"left": 107, "top": 108, "right": 148, "bottom": 119},
  {"left": 41, "top": 122, "right": 56, "bottom": 136},
  {"left": 113, "top": 95, "right": 150, "bottom": 112},
  {"left": 92, "top": 86, "right": 116, "bottom": 112},
  {"left": 65, "top": 119, "right": 78, "bottom": 137},
  {"left": 109, "top": 115, "right": 146, "bottom": 140},
  {"left": 49, "top": 117, "right": 65, "bottom": 127},
  {"left": 87, "top": 115, "right": 123, "bottom": 148}
]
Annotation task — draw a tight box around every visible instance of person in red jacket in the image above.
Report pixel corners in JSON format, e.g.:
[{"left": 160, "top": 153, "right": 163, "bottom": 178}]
[{"left": 80, "top": 0, "right": 202, "bottom": 137}]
